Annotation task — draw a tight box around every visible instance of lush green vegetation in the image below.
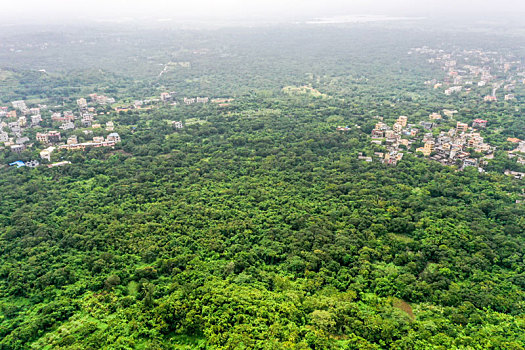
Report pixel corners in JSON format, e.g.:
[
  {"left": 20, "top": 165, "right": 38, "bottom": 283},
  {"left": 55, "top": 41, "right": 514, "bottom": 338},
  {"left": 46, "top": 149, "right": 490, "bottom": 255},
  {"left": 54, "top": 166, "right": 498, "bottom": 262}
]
[{"left": 0, "top": 23, "right": 525, "bottom": 349}]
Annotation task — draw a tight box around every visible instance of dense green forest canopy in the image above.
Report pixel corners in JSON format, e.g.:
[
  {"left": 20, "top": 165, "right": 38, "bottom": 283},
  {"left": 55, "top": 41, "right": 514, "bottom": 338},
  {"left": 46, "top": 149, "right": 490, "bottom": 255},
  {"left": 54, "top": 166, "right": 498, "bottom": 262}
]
[{"left": 0, "top": 23, "right": 525, "bottom": 349}]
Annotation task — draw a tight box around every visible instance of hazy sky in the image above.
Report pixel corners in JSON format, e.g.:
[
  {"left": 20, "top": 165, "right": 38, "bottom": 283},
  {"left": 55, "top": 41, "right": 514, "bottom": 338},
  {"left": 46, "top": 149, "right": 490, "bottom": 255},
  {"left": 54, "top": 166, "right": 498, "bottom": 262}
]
[{"left": 2, "top": 0, "right": 525, "bottom": 24}]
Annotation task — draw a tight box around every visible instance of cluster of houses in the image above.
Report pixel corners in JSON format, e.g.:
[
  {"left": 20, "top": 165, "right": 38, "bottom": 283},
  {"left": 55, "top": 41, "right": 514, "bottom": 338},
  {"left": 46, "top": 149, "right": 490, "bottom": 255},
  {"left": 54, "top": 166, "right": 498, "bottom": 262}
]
[
  {"left": 368, "top": 113, "right": 497, "bottom": 170},
  {"left": 1, "top": 102, "right": 46, "bottom": 154},
  {"left": 160, "top": 92, "right": 209, "bottom": 105},
  {"left": 0, "top": 96, "right": 122, "bottom": 168},
  {"left": 116, "top": 92, "right": 230, "bottom": 111},
  {"left": 59, "top": 133, "right": 121, "bottom": 150},
  {"left": 86, "top": 94, "right": 115, "bottom": 106},
  {"left": 183, "top": 97, "right": 209, "bottom": 105},
  {"left": 1, "top": 89, "right": 235, "bottom": 170},
  {"left": 506, "top": 138, "right": 525, "bottom": 170},
  {"left": 416, "top": 120, "right": 494, "bottom": 170},
  {"left": 413, "top": 46, "right": 523, "bottom": 102},
  {"left": 369, "top": 115, "right": 410, "bottom": 166}
]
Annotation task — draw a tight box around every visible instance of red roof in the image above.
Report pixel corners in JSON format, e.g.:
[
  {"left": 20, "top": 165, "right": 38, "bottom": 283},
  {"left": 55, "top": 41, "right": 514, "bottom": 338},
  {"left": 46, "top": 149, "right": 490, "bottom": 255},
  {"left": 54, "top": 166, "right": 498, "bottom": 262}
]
[{"left": 473, "top": 119, "right": 487, "bottom": 123}]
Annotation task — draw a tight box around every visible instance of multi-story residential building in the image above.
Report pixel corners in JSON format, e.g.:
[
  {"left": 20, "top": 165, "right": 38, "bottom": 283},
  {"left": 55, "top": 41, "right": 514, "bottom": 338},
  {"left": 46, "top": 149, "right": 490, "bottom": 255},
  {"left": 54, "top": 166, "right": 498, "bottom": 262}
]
[
  {"left": 60, "top": 122, "right": 75, "bottom": 130},
  {"left": 10, "top": 144, "right": 25, "bottom": 154},
  {"left": 11, "top": 100, "right": 27, "bottom": 110},
  {"left": 397, "top": 116, "right": 408, "bottom": 127},
  {"left": 456, "top": 122, "right": 468, "bottom": 133},
  {"left": 36, "top": 132, "right": 49, "bottom": 143},
  {"left": 31, "top": 115, "right": 42, "bottom": 126},
  {"left": 393, "top": 123, "right": 403, "bottom": 133},
  {"left": 0, "top": 131, "right": 8, "bottom": 143},
  {"left": 47, "top": 131, "right": 61, "bottom": 143}
]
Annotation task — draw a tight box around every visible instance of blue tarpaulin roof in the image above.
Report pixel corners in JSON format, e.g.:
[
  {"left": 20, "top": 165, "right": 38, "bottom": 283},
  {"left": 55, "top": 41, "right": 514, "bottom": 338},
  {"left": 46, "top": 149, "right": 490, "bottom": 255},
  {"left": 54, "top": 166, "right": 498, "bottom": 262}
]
[{"left": 9, "top": 161, "right": 26, "bottom": 168}]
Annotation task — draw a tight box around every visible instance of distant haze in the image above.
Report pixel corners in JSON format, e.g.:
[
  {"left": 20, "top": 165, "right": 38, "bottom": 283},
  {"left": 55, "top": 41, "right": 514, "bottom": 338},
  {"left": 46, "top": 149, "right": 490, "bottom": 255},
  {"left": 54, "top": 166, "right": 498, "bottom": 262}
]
[{"left": 2, "top": 0, "right": 525, "bottom": 25}]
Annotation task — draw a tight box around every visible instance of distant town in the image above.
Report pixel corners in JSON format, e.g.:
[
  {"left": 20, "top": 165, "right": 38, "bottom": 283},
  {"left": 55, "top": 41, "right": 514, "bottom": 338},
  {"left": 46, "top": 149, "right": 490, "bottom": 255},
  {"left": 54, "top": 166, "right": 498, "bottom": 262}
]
[{"left": 412, "top": 46, "right": 523, "bottom": 102}]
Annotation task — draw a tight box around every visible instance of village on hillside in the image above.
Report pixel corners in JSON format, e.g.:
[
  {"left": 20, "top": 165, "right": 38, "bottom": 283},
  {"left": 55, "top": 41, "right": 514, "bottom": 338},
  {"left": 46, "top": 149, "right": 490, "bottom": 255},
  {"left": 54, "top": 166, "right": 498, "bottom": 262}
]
[{"left": 0, "top": 91, "right": 233, "bottom": 169}]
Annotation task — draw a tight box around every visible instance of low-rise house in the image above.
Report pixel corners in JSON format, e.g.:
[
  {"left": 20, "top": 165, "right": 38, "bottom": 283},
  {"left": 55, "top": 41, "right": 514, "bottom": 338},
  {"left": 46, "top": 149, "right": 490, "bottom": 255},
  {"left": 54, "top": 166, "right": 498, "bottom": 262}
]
[
  {"left": 18, "top": 116, "right": 27, "bottom": 127},
  {"left": 463, "top": 158, "right": 478, "bottom": 168},
  {"left": 77, "top": 98, "right": 87, "bottom": 108},
  {"left": 472, "top": 119, "right": 488, "bottom": 128},
  {"left": 384, "top": 151, "right": 404, "bottom": 165},
  {"left": 505, "top": 170, "right": 525, "bottom": 179},
  {"left": 384, "top": 130, "right": 395, "bottom": 139},
  {"left": 374, "top": 122, "right": 388, "bottom": 130},
  {"left": 67, "top": 135, "right": 78, "bottom": 144},
  {"left": 371, "top": 129, "right": 384, "bottom": 138},
  {"left": 0, "top": 132, "right": 8, "bottom": 143},
  {"left": 60, "top": 122, "right": 75, "bottom": 130},
  {"left": 358, "top": 155, "right": 372, "bottom": 162},
  {"left": 10, "top": 144, "right": 25, "bottom": 154},
  {"left": 26, "top": 160, "right": 40, "bottom": 168},
  {"left": 516, "top": 141, "right": 525, "bottom": 153},
  {"left": 160, "top": 92, "right": 172, "bottom": 102},
  {"left": 31, "top": 115, "right": 42, "bottom": 126},
  {"left": 107, "top": 133, "right": 121, "bottom": 143},
  {"left": 16, "top": 137, "right": 30, "bottom": 145},
  {"left": 445, "top": 86, "right": 462, "bottom": 95},
  {"left": 11, "top": 100, "right": 27, "bottom": 110},
  {"left": 420, "top": 121, "right": 433, "bottom": 130},
  {"left": 48, "top": 161, "right": 71, "bottom": 168},
  {"left": 93, "top": 136, "right": 105, "bottom": 143},
  {"left": 105, "top": 121, "right": 115, "bottom": 131},
  {"left": 40, "top": 146, "right": 56, "bottom": 161},
  {"left": 184, "top": 97, "right": 196, "bottom": 105},
  {"left": 443, "top": 109, "right": 458, "bottom": 118}
]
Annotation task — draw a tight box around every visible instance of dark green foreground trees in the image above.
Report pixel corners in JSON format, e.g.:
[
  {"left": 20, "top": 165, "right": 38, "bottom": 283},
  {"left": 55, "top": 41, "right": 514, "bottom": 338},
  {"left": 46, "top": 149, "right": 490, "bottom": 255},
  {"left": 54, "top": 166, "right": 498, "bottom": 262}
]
[{"left": 0, "top": 96, "right": 524, "bottom": 349}]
